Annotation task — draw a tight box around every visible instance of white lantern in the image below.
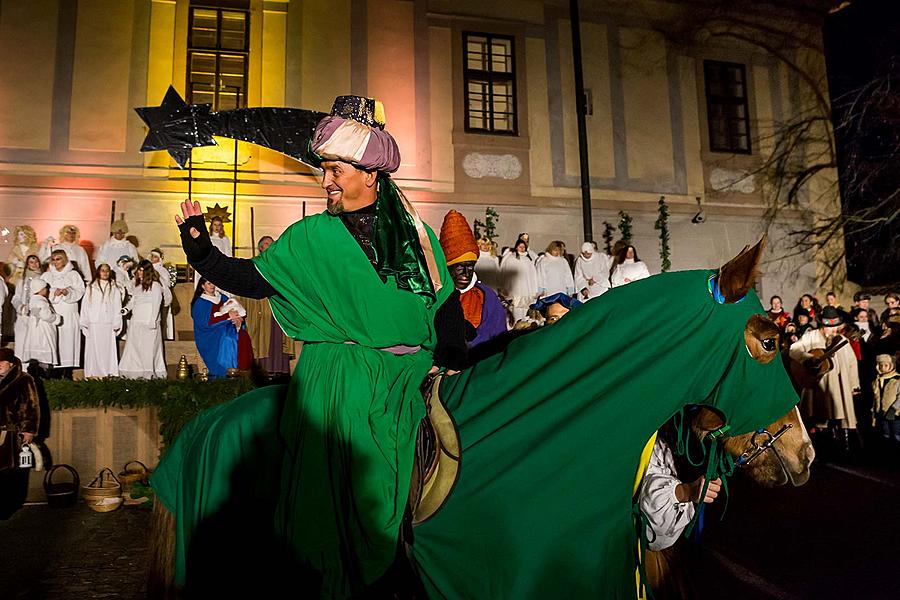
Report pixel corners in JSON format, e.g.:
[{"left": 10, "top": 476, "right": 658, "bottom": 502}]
[{"left": 19, "top": 443, "right": 33, "bottom": 469}]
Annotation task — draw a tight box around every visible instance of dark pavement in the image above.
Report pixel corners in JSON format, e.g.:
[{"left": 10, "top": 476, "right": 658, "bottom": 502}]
[
  {"left": 0, "top": 503, "right": 150, "bottom": 600},
  {"left": 0, "top": 456, "right": 897, "bottom": 599},
  {"left": 697, "top": 458, "right": 900, "bottom": 600}
]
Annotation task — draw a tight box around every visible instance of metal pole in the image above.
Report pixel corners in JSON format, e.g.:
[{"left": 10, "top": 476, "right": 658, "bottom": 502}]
[
  {"left": 232, "top": 88, "right": 239, "bottom": 255},
  {"left": 232, "top": 139, "right": 238, "bottom": 255},
  {"left": 250, "top": 206, "right": 256, "bottom": 257},
  {"left": 188, "top": 158, "right": 192, "bottom": 202},
  {"left": 570, "top": 0, "right": 593, "bottom": 242}
]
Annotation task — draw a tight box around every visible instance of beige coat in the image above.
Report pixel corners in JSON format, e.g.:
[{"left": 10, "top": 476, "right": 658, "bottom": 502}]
[
  {"left": 790, "top": 329, "right": 860, "bottom": 428},
  {"left": 872, "top": 372, "right": 900, "bottom": 421}
]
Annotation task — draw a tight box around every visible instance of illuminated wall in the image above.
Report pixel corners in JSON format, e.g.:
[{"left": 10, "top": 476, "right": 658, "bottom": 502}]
[{"left": 0, "top": 0, "right": 836, "bottom": 302}]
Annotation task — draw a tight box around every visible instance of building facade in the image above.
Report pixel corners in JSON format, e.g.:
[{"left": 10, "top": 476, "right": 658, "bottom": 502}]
[{"left": 0, "top": 0, "right": 840, "bottom": 306}]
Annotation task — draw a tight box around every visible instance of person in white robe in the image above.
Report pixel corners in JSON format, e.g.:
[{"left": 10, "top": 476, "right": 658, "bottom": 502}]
[
  {"left": 39, "top": 224, "right": 91, "bottom": 283},
  {"left": 42, "top": 250, "right": 85, "bottom": 368},
  {"left": 114, "top": 256, "right": 136, "bottom": 295},
  {"left": 149, "top": 248, "right": 176, "bottom": 341},
  {"left": 94, "top": 220, "right": 139, "bottom": 270},
  {"left": 19, "top": 280, "right": 61, "bottom": 367},
  {"left": 638, "top": 435, "right": 722, "bottom": 551},
  {"left": 475, "top": 237, "right": 501, "bottom": 291},
  {"left": 80, "top": 264, "right": 124, "bottom": 378},
  {"left": 119, "top": 260, "right": 171, "bottom": 379},
  {"left": 11, "top": 255, "right": 44, "bottom": 361},
  {"left": 500, "top": 239, "right": 539, "bottom": 322},
  {"left": 536, "top": 241, "right": 575, "bottom": 298},
  {"left": 574, "top": 242, "right": 612, "bottom": 301},
  {"left": 209, "top": 216, "right": 232, "bottom": 257},
  {"left": 609, "top": 244, "right": 651, "bottom": 288}
]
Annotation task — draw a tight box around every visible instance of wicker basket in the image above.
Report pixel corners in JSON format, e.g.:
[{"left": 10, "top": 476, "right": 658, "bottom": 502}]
[
  {"left": 118, "top": 460, "right": 150, "bottom": 487},
  {"left": 82, "top": 468, "right": 123, "bottom": 513},
  {"left": 44, "top": 464, "right": 80, "bottom": 508}
]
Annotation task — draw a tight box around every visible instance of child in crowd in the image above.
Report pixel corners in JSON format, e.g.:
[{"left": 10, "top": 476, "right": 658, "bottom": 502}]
[
  {"left": 872, "top": 354, "right": 900, "bottom": 447},
  {"left": 19, "top": 280, "right": 61, "bottom": 368}
]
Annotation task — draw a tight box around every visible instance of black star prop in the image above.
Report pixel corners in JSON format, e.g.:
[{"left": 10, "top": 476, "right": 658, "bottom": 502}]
[
  {"left": 135, "top": 86, "right": 327, "bottom": 169},
  {"left": 135, "top": 86, "right": 216, "bottom": 168}
]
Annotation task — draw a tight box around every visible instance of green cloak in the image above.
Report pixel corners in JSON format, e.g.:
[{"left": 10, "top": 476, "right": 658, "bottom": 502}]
[
  {"left": 152, "top": 208, "right": 453, "bottom": 596},
  {"left": 409, "top": 269, "right": 799, "bottom": 598}
]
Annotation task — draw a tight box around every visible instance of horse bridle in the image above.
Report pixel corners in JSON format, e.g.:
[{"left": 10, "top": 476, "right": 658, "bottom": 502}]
[{"left": 735, "top": 424, "right": 793, "bottom": 475}]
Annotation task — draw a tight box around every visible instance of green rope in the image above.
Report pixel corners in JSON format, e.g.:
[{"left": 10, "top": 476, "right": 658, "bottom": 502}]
[
  {"left": 672, "top": 408, "right": 705, "bottom": 467},
  {"left": 632, "top": 502, "right": 657, "bottom": 600},
  {"left": 682, "top": 434, "right": 737, "bottom": 538}
]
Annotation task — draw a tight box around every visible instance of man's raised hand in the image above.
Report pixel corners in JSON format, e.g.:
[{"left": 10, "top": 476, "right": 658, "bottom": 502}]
[
  {"left": 176, "top": 200, "right": 204, "bottom": 239},
  {"left": 176, "top": 199, "right": 214, "bottom": 264}
]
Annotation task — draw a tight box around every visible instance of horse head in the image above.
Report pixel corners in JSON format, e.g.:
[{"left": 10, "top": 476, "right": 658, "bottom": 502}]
[{"left": 723, "top": 406, "right": 814, "bottom": 487}]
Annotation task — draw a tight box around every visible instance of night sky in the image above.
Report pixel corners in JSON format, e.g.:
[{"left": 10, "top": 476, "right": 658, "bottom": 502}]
[{"left": 825, "top": 1, "right": 900, "bottom": 286}]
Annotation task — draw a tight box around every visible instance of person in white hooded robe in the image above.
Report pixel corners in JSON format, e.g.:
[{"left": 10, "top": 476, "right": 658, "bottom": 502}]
[
  {"left": 149, "top": 248, "right": 176, "bottom": 340},
  {"left": 80, "top": 263, "right": 124, "bottom": 378},
  {"left": 94, "top": 220, "right": 139, "bottom": 270},
  {"left": 38, "top": 224, "right": 91, "bottom": 283},
  {"left": 119, "top": 260, "right": 171, "bottom": 379},
  {"left": 42, "top": 249, "right": 85, "bottom": 368},
  {"left": 20, "top": 280, "right": 61, "bottom": 367},
  {"left": 609, "top": 244, "right": 651, "bottom": 288},
  {"left": 11, "top": 255, "right": 44, "bottom": 361},
  {"left": 536, "top": 240, "right": 575, "bottom": 298},
  {"left": 475, "top": 236, "right": 501, "bottom": 291},
  {"left": 574, "top": 242, "right": 612, "bottom": 300},
  {"left": 500, "top": 238, "right": 539, "bottom": 322}
]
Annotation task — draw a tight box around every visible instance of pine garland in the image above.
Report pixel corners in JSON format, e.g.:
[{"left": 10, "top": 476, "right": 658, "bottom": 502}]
[
  {"left": 617, "top": 211, "right": 633, "bottom": 245},
  {"left": 43, "top": 377, "right": 256, "bottom": 448},
  {"left": 484, "top": 207, "right": 500, "bottom": 242},
  {"left": 602, "top": 222, "right": 615, "bottom": 255},
  {"left": 655, "top": 196, "right": 672, "bottom": 272}
]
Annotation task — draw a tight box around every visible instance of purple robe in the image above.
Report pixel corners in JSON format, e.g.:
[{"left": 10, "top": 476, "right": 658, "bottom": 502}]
[{"left": 469, "top": 282, "right": 508, "bottom": 348}]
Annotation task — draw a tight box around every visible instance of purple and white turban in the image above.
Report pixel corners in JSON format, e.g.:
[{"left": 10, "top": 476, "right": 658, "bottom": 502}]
[{"left": 311, "top": 96, "right": 401, "bottom": 173}]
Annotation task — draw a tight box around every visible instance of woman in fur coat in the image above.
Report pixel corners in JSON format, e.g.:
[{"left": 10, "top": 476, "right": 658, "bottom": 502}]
[{"left": 0, "top": 348, "right": 40, "bottom": 518}]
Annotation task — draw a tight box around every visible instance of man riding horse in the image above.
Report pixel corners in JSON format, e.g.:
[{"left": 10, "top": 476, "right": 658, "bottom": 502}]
[
  {"left": 141, "top": 92, "right": 801, "bottom": 599},
  {"left": 157, "top": 94, "right": 467, "bottom": 596}
]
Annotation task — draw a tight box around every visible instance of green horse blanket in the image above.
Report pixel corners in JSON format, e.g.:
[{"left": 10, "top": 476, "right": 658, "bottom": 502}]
[{"left": 152, "top": 266, "right": 797, "bottom": 598}]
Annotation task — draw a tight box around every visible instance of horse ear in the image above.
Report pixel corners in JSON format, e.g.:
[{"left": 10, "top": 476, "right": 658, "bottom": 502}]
[{"left": 717, "top": 235, "right": 766, "bottom": 304}]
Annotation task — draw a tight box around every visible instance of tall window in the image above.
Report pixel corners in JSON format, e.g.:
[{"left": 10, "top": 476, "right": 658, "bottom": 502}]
[
  {"left": 704, "top": 60, "right": 751, "bottom": 154},
  {"left": 463, "top": 33, "right": 517, "bottom": 135},
  {"left": 188, "top": 5, "right": 249, "bottom": 111}
]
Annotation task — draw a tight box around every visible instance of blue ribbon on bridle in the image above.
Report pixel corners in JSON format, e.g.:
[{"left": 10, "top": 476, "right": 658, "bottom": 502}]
[{"left": 708, "top": 274, "right": 745, "bottom": 305}]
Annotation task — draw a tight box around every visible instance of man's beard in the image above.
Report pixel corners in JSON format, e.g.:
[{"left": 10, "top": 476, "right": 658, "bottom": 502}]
[{"left": 326, "top": 196, "right": 344, "bottom": 215}]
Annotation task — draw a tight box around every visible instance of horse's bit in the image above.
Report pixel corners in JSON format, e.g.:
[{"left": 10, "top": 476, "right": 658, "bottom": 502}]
[{"left": 735, "top": 424, "right": 792, "bottom": 467}]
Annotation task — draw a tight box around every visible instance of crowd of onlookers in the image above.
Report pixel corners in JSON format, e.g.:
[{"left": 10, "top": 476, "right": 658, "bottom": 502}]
[{"left": 768, "top": 290, "right": 900, "bottom": 456}]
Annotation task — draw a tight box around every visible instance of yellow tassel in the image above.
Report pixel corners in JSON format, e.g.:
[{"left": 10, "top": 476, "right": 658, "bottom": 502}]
[{"left": 373, "top": 100, "right": 386, "bottom": 126}]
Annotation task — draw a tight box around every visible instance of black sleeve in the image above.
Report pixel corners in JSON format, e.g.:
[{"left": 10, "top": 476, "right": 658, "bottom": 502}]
[
  {"left": 432, "top": 290, "right": 468, "bottom": 371},
  {"left": 179, "top": 214, "right": 276, "bottom": 299}
]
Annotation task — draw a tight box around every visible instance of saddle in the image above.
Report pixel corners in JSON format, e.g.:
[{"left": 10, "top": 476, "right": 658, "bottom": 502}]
[{"left": 407, "top": 373, "right": 461, "bottom": 525}]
